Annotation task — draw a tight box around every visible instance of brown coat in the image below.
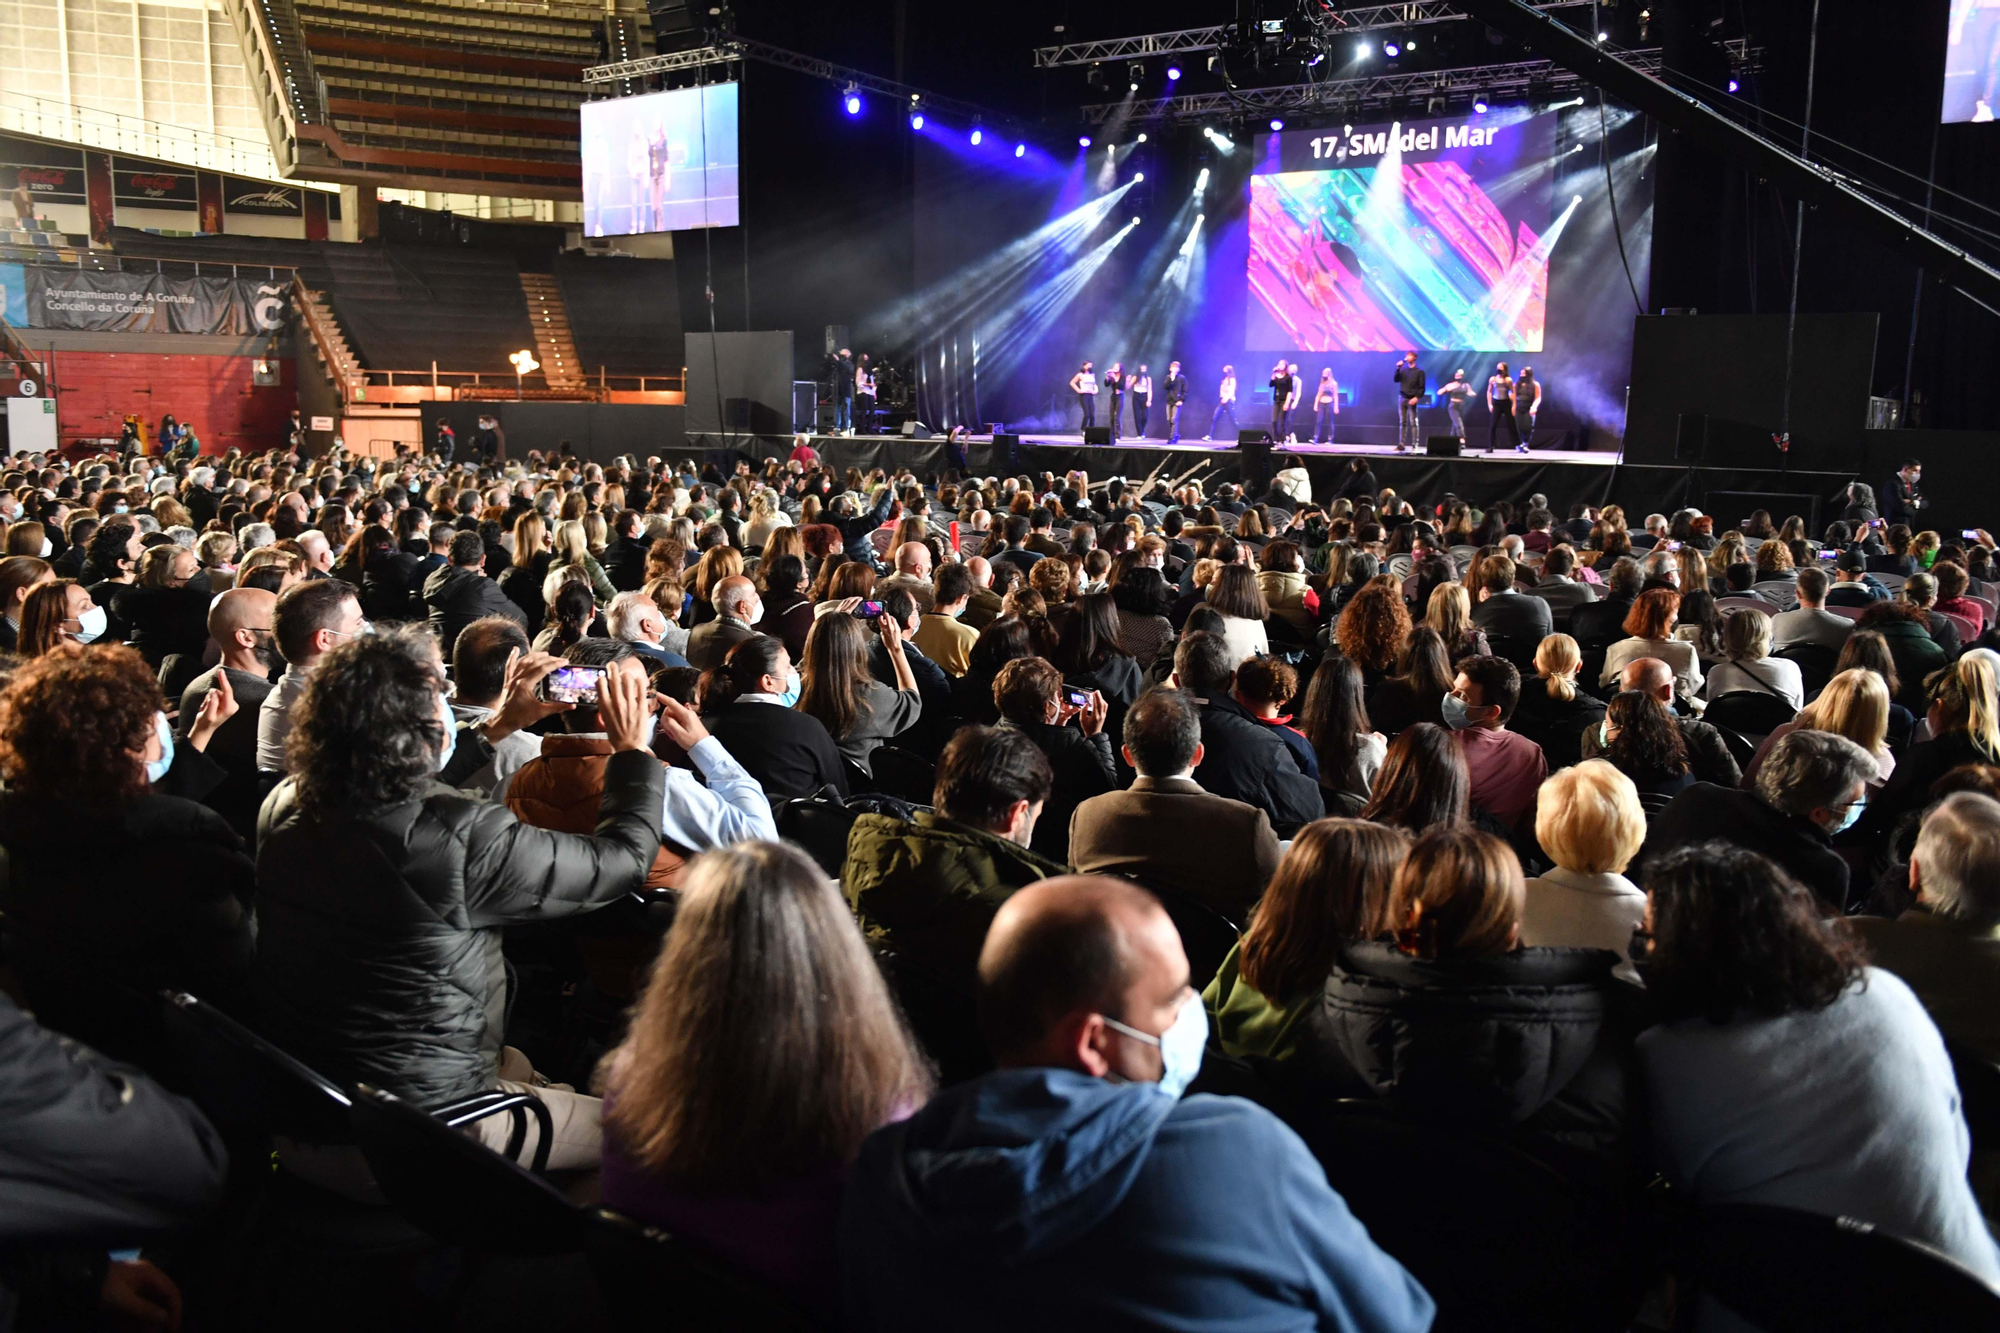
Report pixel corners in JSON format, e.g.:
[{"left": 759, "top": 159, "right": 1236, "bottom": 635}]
[
  {"left": 1067, "top": 775, "right": 1281, "bottom": 924},
  {"left": 505, "top": 735, "right": 685, "bottom": 890}
]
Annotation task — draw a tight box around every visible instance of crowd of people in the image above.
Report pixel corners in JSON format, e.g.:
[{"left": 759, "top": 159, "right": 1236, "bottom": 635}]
[{"left": 2, "top": 440, "right": 1998, "bottom": 1329}]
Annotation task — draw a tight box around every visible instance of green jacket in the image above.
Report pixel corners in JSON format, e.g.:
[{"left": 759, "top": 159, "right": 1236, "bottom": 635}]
[
  {"left": 842, "top": 811, "right": 1067, "bottom": 991},
  {"left": 1202, "top": 941, "right": 1316, "bottom": 1062}
]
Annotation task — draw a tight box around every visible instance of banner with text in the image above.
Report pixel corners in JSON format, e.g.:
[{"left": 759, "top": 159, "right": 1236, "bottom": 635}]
[{"left": 20, "top": 268, "right": 287, "bottom": 335}]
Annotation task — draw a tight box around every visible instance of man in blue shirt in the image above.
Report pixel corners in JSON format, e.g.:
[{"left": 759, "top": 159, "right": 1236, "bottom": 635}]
[{"left": 841, "top": 875, "right": 1434, "bottom": 1333}]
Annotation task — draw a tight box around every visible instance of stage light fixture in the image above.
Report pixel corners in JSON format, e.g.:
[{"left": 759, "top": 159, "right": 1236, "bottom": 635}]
[
  {"left": 1079, "top": 135, "right": 1092, "bottom": 147},
  {"left": 1128, "top": 62, "right": 1144, "bottom": 91},
  {"left": 970, "top": 123, "right": 983, "bottom": 145},
  {"left": 1569, "top": 143, "right": 1584, "bottom": 154},
  {"left": 1727, "top": 77, "right": 1741, "bottom": 93},
  {"left": 1087, "top": 64, "right": 1105, "bottom": 89},
  {"left": 842, "top": 83, "right": 861, "bottom": 116},
  {"left": 1355, "top": 41, "right": 1370, "bottom": 59},
  {"left": 1166, "top": 64, "right": 1182, "bottom": 81},
  {"left": 1427, "top": 96, "right": 1445, "bottom": 114},
  {"left": 1015, "top": 142, "right": 1026, "bottom": 157},
  {"left": 1596, "top": 30, "right": 1608, "bottom": 42},
  {"left": 1269, "top": 118, "right": 1285, "bottom": 131},
  {"left": 1382, "top": 39, "right": 1401, "bottom": 57},
  {"left": 1407, "top": 37, "right": 1417, "bottom": 48},
  {"left": 1132, "top": 217, "right": 1141, "bottom": 226},
  {"left": 1473, "top": 97, "right": 1488, "bottom": 113},
  {"left": 1194, "top": 167, "right": 1210, "bottom": 194},
  {"left": 1134, "top": 172, "right": 1145, "bottom": 182},
  {"left": 910, "top": 110, "right": 924, "bottom": 130},
  {"left": 1137, "top": 132, "right": 1148, "bottom": 143}
]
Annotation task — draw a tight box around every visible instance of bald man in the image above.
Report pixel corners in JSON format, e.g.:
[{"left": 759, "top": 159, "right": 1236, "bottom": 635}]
[
  {"left": 841, "top": 876, "right": 1434, "bottom": 1333},
  {"left": 876, "top": 541, "right": 936, "bottom": 615},
  {"left": 180, "top": 586, "right": 280, "bottom": 836},
  {"left": 686, "top": 572, "right": 761, "bottom": 671},
  {"left": 1580, "top": 656, "right": 1741, "bottom": 786},
  {"left": 961, "top": 554, "right": 1004, "bottom": 630}
]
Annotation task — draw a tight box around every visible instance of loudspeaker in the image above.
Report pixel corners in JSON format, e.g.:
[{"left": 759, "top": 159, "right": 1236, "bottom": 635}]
[
  {"left": 1426, "top": 435, "right": 1462, "bottom": 457},
  {"left": 902, "top": 421, "right": 934, "bottom": 440},
  {"left": 1237, "top": 430, "right": 1273, "bottom": 493},
  {"left": 1236, "top": 429, "right": 1270, "bottom": 446},
  {"left": 823, "top": 324, "right": 849, "bottom": 356},
  {"left": 1083, "top": 427, "right": 1112, "bottom": 445}
]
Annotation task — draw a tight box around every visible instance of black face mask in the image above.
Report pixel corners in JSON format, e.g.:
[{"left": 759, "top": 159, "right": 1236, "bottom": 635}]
[{"left": 252, "top": 632, "right": 283, "bottom": 672}]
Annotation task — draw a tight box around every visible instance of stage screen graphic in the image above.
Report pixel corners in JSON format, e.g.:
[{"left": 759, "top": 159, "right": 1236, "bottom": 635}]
[
  {"left": 1247, "top": 110, "right": 1559, "bottom": 351},
  {"left": 1946, "top": 0, "right": 2000, "bottom": 123},
  {"left": 581, "top": 83, "right": 740, "bottom": 235}
]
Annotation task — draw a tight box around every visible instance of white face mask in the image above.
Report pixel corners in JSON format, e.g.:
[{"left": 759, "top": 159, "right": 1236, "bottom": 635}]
[
  {"left": 72, "top": 604, "right": 108, "bottom": 643},
  {"left": 38, "top": 536, "right": 51, "bottom": 558},
  {"left": 1102, "top": 993, "right": 1208, "bottom": 1099}
]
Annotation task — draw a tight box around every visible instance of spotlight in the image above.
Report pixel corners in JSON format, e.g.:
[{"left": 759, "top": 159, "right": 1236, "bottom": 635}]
[
  {"left": 970, "top": 125, "right": 982, "bottom": 145},
  {"left": 842, "top": 83, "right": 861, "bottom": 116},
  {"left": 1407, "top": 37, "right": 1417, "bottom": 48},
  {"left": 1166, "top": 64, "right": 1182, "bottom": 81},
  {"left": 1356, "top": 40, "right": 1371, "bottom": 59},
  {"left": 1014, "top": 142, "right": 1026, "bottom": 157},
  {"left": 1079, "top": 135, "right": 1092, "bottom": 147},
  {"left": 1427, "top": 96, "right": 1445, "bottom": 114},
  {"left": 1270, "top": 118, "right": 1285, "bottom": 131},
  {"left": 1128, "top": 61, "right": 1145, "bottom": 90},
  {"left": 1569, "top": 143, "right": 1584, "bottom": 154},
  {"left": 1132, "top": 217, "right": 1141, "bottom": 226},
  {"left": 1134, "top": 172, "right": 1145, "bottom": 182},
  {"left": 1137, "top": 132, "right": 1148, "bottom": 143},
  {"left": 1383, "top": 39, "right": 1401, "bottom": 57},
  {"left": 1727, "top": 77, "right": 1741, "bottom": 93},
  {"left": 1087, "top": 65, "right": 1105, "bottom": 89},
  {"left": 1596, "top": 30, "right": 1608, "bottom": 42},
  {"left": 1473, "top": 97, "right": 1488, "bottom": 113},
  {"left": 910, "top": 111, "right": 924, "bottom": 129},
  {"left": 1194, "top": 167, "right": 1210, "bottom": 193}
]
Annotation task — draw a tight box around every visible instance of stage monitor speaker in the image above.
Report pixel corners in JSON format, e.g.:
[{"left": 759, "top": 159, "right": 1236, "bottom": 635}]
[
  {"left": 902, "top": 421, "right": 934, "bottom": 440},
  {"left": 1236, "top": 430, "right": 1270, "bottom": 446},
  {"left": 1236, "top": 430, "right": 1273, "bottom": 493},
  {"left": 1426, "top": 435, "right": 1462, "bottom": 457},
  {"left": 1083, "top": 427, "right": 1112, "bottom": 445}
]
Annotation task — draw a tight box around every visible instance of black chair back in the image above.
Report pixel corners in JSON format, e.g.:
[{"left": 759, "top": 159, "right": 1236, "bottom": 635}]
[
  {"left": 873, "top": 947, "right": 993, "bottom": 1088},
  {"left": 869, "top": 746, "right": 937, "bottom": 806},
  {"left": 1292, "top": 1100, "right": 1642, "bottom": 1332},
  {"left": 586, "top": 1207, "right": 829, "bottom": 1332},
  {"left": 1776, "top": 641, "right": 1841, "bottom": 696},
  {"left": 349, "top": 1085, "right": 587, "bottom": 1255},
  {"left": 160, "top": 990, "right": 353, "bottom": 1143},
  {"left": 1701, "top": 690, "right": 1797, "bottom": 742},
  {"left": 1708, "top": 723, "right": 1759, "bottom": 774},
  {"left": 775, "top": 796, "right": 861, "bottom": 878},
  {"left": 1122, "top": 878, "right": 1241, "bottom": 992},
  {"left": 1684, "top": 1203, "right": 2000, "bottom": 1330}
]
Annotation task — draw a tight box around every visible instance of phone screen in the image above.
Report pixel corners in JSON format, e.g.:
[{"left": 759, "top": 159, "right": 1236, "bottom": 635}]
[
  {"left": 852, "top": 601, "right": 884, "bottom": 620},
  {"left": 1065, "top": 687, "right": 1092, "bottom": 709},
  {"left": 1818, "top": 550, "right": 1840, "bottom": 561},
  {"left": 1964, "top": 530, "right": 1981, "bottom": 541},
  {"left": 538, "top": 665, "right": 606, "bottom": 705}
]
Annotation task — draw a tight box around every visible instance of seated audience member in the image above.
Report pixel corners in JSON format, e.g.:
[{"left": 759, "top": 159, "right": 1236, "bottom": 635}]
[
  {"left": 799, "top": 608, "right": 921, "bottom": 778},
  {"left": 256, "top": 634, "right": 666, "bottom": 1169},
  {"left": 1934, "top": 559, "right": 1987, "bottom": 636},
  {"left": 425, "top": 529, "right": 527, "bottom": 653},
  {"left": 993, "top": 657, "right": 1115, "bottom": 865},
  {"left": 1827, "top": 547, "right": 1890, "bottom": 607},
  {"left": 601, "top": 843, "right": 932, "bottom": 1320},
  {"left": 1601, "top": 588, "right": 1704, "bottom": 701},
  {"left": 1301, "top": 827, "right": 1635, "bottom": 1180},
  {"left": 840, "top": 876, "right": 1435, "bottom": 1333},
  {"left": 1360, "top": 722, "right": 1470, "bottom": 834},
  {"left": 1900, "top": 571, "right": 1964, "bottom": 660},
  {"left": 1858, "top": 596, "right": 1950, "bottom": 713},
  {"left": 1204, "top": 564, "right": 1270, "bottom": 665},
  {"left": 1297, "top": 654, "right": 1387, "bottom": 808},
  {"left": 1868, "top": 652, "right": 2000, "bottom": 833},
  {"left": 1568, "top": 556, "right": 1642, "bottom": 652},
  {"left": 755, "top": 555, "right": 814, "bottom": 662},
  {"left": 1745, "top": 667, "right": 1895, "bottom": 789},
  {"left": 1068, "top": 687, "right": 1282, "bottom": 924},
  {"left": 869, "top": 587, "right": 951, "bottom": 738},
  {"left": 1051, "top": 591, "right": 1144, "bottom": 736},
  {"left": 609, "top": 590, "right": 692, "bottom": 669},
  {"left": 258, "top": 577, "right": 364, "bottom": 773},
  {"left": 1528, "top": 545, "right": 1598, "bottom": 625},
  {"left": 1852, "top": 792, "right": 2000, "bottom": 1064},
  {"left": 1256, "top": 540, "right": 1319, "bottom": 637},
  {"left": 1521, "top": 761, "right": 1649, "bottom": 973},
  {"left": 699, "top": 633, "right": 847, "bottom": 801},
  {"left": 1365, "top": 623, "right": 1452, "bottom": 737},
  {"left": 1704, "top": 608, "right": 1804, "bottom": 710},
  {"left": 1469, "top": 555, "right": 1554, "bottom": 671},
  {"left": 0, "top": 554, "right": 53, "bottom": 651},
  {"left": 1596, "top": 691, "right": 1695, "bottom": 805},
  {"left": 1444, "top": 654, "right": 1548, "bottom": 834},
  {"left": 1510, "top": 633, "right": 1607, "bottom": 771},
  {"left": 178, "top": 585, "right": 279, "bottom": 835},
  {"left": 1171, "top": 631, "right": 1324, "bottom": 832},
  {"left": 1641, "top": 729, "right": 1874, "bottom": 914},
  {"left": 688, "top": 574, "right": 763, "bottom": 671},
  {"left": 1204, "top": 819, "right": 1410, "bottom": 1060},
  {"left": 1334, "top": 577, "right": 1412, "bottom": 688},
  {"left": 875, "top": 541, "right": 937, "bottom": 615},
  {"left": 1580, "top": 657, "right": 1741, "bottom": 787},
  {"left": 1636, "top": 844, "right": 2000, "bottom": 1287},
  {"left": 120, "top": 544, "right": 210, "bottom": 670},
  {"left": 912, "top": 561, "right": 978, "bottom": 677},
  {"left": 0, "top": 644, "right": 252, "bottom": 1066},
  {"left": 841, "top": 725, "right": 1065, "bottom": 991},
  {"left": 503, "top": 639, "right": 775, "bottom": 890},
  {"left": 0, "top": 991, "right": 228, "bottom": 1328},
  {"left": 1231, "top": 656, "right": 1318, "bottom": 781},
  {"left": 1771, "top": 565, "right": 1853, "bottom": 653},
  {"left": 447, "top": 616, "right": 543, "bottom": 797}
]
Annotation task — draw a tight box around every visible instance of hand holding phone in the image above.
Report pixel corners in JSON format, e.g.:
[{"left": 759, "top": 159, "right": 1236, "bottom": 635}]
[
  {"left": 850, "top": 600, "right": 884, "bottom": 621},
  {"left": 537, "top": 664, "right": 607, "bottom": 706}
]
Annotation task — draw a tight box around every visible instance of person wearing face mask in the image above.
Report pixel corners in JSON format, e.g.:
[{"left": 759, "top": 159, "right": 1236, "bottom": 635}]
[
  {"left": 80, "top": 519, "right": 143, "bottom": 643},
  {"left": 607, "top": 590, "right": 691, "bottom": 670},
  {"left": 500, "top": 639, "right": 776, "bottom": 893},
  {"left": 697, "top": 633, "right": 847, "bottom": 801},
  {"left": 0, "top": 643, "right": 254, "bottom": 1072},
  {"left": 1638, "top": 728, "right": 1877, "bottom": 915},
  {"left": 1443, "top": 654, "right": 1549, "bottom": 837},
  {"left": 913, "top": 560, "right": 977, "bottom": 678},
  {"left": 177, "top": 588, "right": 280, "bottom": 839},
  {"left": 18, "top": 578, "right": 105, "bottom": 656},
  {"left": 842, "top": 874, "right": 1435, "bottom": 1333}
]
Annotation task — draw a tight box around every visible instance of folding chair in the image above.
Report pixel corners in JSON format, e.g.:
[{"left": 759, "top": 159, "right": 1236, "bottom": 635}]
[{"left": 587, "top": 1207, "right": 829, "bottom": 1332}]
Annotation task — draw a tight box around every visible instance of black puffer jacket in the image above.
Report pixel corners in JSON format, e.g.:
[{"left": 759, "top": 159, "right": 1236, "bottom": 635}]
[
  {"left": 1189, "top": 691, "right": 1324, "bottom": 835},
  {"left": 423, "top": 562, "right": 527, "bottom": 658},
  {"left": 252, "top": 752, "right": 663, "bottom": 1107},
  {"left": 1297, "top": 940, "right": 1638, "bottom": 1182}
]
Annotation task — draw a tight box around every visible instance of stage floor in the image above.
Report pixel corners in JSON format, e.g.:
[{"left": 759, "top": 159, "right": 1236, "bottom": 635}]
[{"left": 806, "top": 431, "right": 1618, "bottom": 468}]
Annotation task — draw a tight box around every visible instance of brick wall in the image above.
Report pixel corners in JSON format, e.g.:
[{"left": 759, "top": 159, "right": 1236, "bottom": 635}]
[{"left": 47, "top": 350, "right": 296, "bottom": 455}]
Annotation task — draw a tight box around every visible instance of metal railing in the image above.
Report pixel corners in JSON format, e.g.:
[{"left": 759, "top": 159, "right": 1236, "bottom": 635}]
[
  {"left": 0, "top": 91, "right": 290, "bottom": 182},
  {"left": 0, "top": 246, "right": 299, "bottom": 281},
  {"left": 356, "top": 365, "right": 685, "bottom": 394}
]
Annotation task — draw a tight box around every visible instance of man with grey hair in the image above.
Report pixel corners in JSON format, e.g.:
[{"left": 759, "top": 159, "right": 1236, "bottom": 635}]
[
  {"left": 1853, "top": 791, "right": 2000, "bottom": 1061},
  {"left": 1641, "top": 728, "right": 1875, "bottom": 912},
  {"left": 686, "top": 574, "right": 760, "bottom": 670},
  {"left": 876, "top": 541, "right": 936, "bottom": 615},
  {"left": 1632, "top": 513, "right": 1670, "bottom": 552},
  {"left": 296, "top": 529, "right": 334, "bottom": 578},
  {"left": 239, "top": 522, "right": 276, "bottom": 554},
  {"left": 608, "top": 590, "right": 690, "bottom": 668}
]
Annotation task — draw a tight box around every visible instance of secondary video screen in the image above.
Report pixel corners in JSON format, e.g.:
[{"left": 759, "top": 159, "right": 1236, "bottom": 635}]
[
  {"left": 1946, "top": 0, "right": 2000, "bottom": 123},
  {"left": 1247, "top": 109, "right": 1559, "bottom": 352},
  {"left": 581, "top": 82, "right": 740, "bottom": 235}
]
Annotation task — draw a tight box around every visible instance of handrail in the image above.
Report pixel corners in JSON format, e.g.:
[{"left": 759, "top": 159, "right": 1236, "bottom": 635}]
[
  {"left": 289, "top": 275, "right": 363, "bottom": 402},
  {"left": 357, "top": 368, "right": 684, "bottom": 392},
  {"left": 0, "top": 318, "right": 47, "bottom": 385}
]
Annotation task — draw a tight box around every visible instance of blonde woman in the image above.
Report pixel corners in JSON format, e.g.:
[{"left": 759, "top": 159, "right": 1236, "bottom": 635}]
[
  {"left": 544, "top": 518, "right": 616, "bottom": 605},
  {"left": 744, "top": 490, "right": 791, "bottom": 551},
  {"left": 1704, "top": 609, "right": 1804, "bottom": 710},
  {"left": 1425, "top": 581, "right": 1488, "bottom": 660},
  {"left": 1746, "top": 667, "right": 1894, "bottom": 787},
  {"left": 1520, "top": 760, "right": 1649, "bottom": 974},
  {"left": 1510, "top": 633, "right": 1607, "bottom": 769}
]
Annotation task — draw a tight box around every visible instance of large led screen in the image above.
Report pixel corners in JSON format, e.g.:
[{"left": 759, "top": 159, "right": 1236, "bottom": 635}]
[
  {"left": 1946, "top": 0, "right": 2000, "bottom": 123},
  {"left": 581, "top": 83, "right": 740, "bottom": 235},
  {"left": 1247, "top": 110, "right": 1559, "bottom": 351}
]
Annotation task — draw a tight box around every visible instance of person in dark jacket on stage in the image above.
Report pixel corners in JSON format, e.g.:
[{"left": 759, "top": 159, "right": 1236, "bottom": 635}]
[
  {"left": 1393, "top": 352, "right": 1428, "bottom": 452},
  {"left": 1882, "top": 459, "right": 1926, "bottom": 527},
  {"left": 1173, "top": 630, "right": 1324, "bottom": 834},
  {"left": 255, "top": 629, "right": 665, "bottom": 1168},
  {"left": 424, "top": 530, "right": 528, "bottom": 659}
]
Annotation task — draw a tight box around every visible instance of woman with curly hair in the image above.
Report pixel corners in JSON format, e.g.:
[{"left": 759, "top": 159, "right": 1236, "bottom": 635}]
[
  {"left": 1333, "top": 576, "right": 1412, "bottom": 684},
  {"left": 0, "top": 643, "right": 251, "bottom": 1066},
  {"left": 1637, "top": 843, "right": 2000, "bottom": 1287},
  {"left": 1597, "top": 690, "right": 1694, "bottom": 803}
]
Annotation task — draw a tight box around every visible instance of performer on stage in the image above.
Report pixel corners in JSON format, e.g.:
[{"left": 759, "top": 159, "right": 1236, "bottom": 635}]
[
  {"left": 1441, "top": 368, "right": 1474, "bottom": 443},
  {"left": 1486, "top": 361, "right": 1520, "bottom": 453},
  {"left": 832, "top": 347, "right": 855, "bottom": 434},
  {"left": 1393, "top": 352, "right": 1427, "bottom": 452},
  {"left": 1513, "top": 367, "right": 1541, "bottom": 453},
  {"left": 1313, "top": 368, "right": 1339, "bottom": 443},
  {"left": 1284, "top": 363, "right": 1303, "bottom": 443},
  {"left": 1070, "top": 361, "right": 1099, "bottom": 431},
  {"left": 1131, "top": 365, "right": 1153, "bottom": 438},
  {"left": 1883, "top": 458, "right": 1927, "bottom": 525},
  {"left": 1104, "top": 362, "right": 1125, "bottom": 441},
  {"left": 1269, "top": 359, "right": 1295, "bottom": 443},
  {"left": 1204, "top": 365, "right": 1237, "bottom": 441},
  {"left": 1163, "top": 360, "right": 1188, "bottom": 443},
  {"left": 854, "top": 354, "right": 877, "bottom": 436}
]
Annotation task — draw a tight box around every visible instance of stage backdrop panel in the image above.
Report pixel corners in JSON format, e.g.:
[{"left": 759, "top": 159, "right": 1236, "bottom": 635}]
[
  {"left": 1624, "top": 313, "right": 1878, "bottom": 468},
  {"left": 686, "top": 331, "right": 795, "bottom": 439}
]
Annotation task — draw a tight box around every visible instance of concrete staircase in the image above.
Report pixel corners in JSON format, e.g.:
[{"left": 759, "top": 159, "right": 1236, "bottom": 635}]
[
  {"left": 291, "top": 281, "right": 365, "bottom": 402},
  {"left": 518, "top": 273, "right": 586, "bottom": 391}
]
